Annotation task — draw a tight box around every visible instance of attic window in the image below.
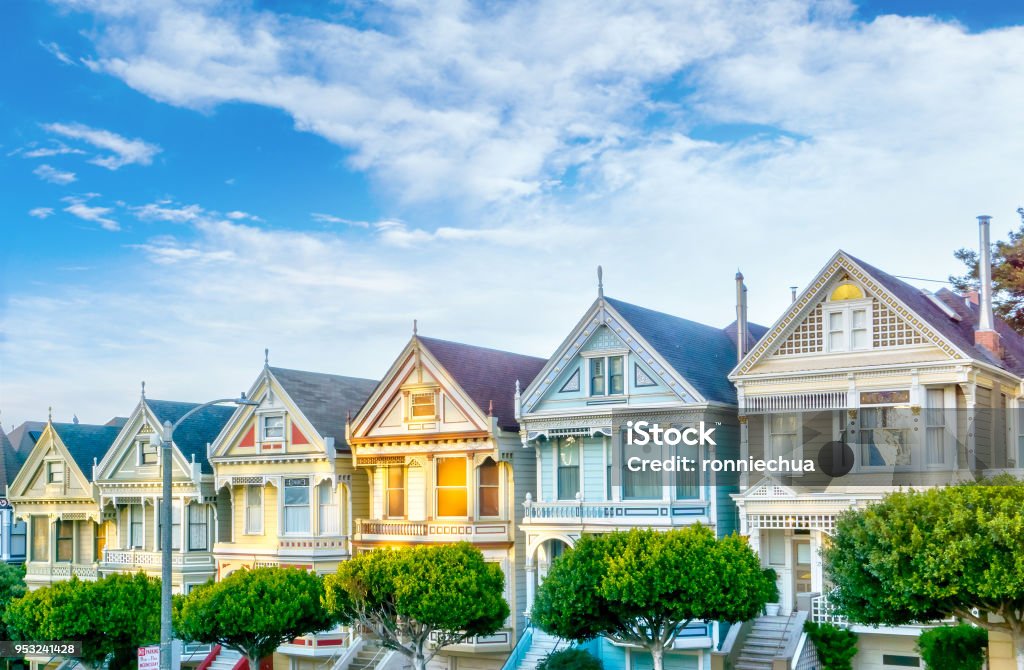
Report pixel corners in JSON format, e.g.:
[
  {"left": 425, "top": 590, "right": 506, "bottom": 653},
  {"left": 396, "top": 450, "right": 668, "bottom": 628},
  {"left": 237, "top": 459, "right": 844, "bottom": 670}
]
[
  {"left": 47, "top": 461, "right": 64, "bottom": 484},
  {"left": 139, "top": 439, "right": 158, "bottom": 465},
  {"left": 830, "top": 283, "right": 865, "bottom": 301},
  {"left": 410, "top": 392, "right": 436, "bottom": 418},
  {"left": 262, "top": 415, "right": 285, "bottom": 441}
]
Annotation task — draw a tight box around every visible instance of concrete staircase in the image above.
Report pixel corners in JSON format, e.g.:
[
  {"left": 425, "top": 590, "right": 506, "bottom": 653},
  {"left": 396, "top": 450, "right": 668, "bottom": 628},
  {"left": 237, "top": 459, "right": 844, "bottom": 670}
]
[
  {"left": 514, "top": 629, "right": 561, "bottom": 670},
  {"left": 347, "top": 640, "right": 388, "bottom": 670},
  {"left": 209, "top": 647, "right": 244, "bottom": 670},
  {"left": 734, "top": 615, "right": 799, "bottom": 670}
]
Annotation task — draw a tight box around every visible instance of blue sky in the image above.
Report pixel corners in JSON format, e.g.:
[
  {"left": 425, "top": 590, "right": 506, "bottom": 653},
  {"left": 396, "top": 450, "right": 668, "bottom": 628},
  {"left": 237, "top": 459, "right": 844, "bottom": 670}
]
[{"left": 2, "top": 0, "right": 1023, "bottom": 426}]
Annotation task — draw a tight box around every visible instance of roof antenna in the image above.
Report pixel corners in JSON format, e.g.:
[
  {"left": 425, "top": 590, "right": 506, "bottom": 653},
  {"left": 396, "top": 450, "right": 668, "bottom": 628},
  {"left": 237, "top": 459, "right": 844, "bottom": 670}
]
[
  {"left": 597, "top": 265, "right": 604, "bottom": 299},
  {"left": 73, "top": 414, "right": 79, "bottom": 424},
  {"left": 264, "top": 348, "right": 269, "bottom": 367},
  {"left": 413, "top": 319, "right": 418, "bottom": 336}
]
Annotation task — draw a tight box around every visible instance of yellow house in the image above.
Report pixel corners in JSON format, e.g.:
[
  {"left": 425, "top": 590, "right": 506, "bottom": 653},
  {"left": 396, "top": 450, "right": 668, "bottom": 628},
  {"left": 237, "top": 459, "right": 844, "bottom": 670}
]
[
  {"left": 727, "top": 247, "right": 1024, "bottom": 669},
  {"left": 93, "top": 394, "right": 235, "bottom": 594},
  {"left": 9, "top": 417, "right": 122, "bottom": 590},
  {"left": 347, "top": 334, "right": 546, "bottom": 670},
  {"left": 207, "top": 363, "right": 378, "bottom": 670}
]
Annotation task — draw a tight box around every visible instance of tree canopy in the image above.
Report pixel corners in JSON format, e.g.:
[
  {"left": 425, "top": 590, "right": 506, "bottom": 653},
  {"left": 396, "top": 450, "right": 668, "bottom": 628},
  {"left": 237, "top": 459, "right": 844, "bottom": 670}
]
[
  {"left": 174, "top": 566, "right": 334, "bottom": 670},
  {"left": 951, "top": 207, "right": 1024, "bottom": 333},
  {"left": 824, "top": 477, "right": 1024, "bottom": 669},
  {"left": 0, "top": 563, "right": 26, "bottom": 650},
  {"left": 3, "top": 572, "right": 160, "bottom": 670},
  {"left": 323, "top": 542, "right": 509, "bottom": 670},
  {"left": 531, "top": 526, "right": 777, "bottom": 670}
]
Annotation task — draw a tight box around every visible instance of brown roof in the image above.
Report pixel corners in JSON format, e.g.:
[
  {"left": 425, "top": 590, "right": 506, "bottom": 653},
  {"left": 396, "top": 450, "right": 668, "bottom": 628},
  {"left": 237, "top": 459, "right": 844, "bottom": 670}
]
[{"left": 417, "top": 336, "right": 546, "bottom": 432}]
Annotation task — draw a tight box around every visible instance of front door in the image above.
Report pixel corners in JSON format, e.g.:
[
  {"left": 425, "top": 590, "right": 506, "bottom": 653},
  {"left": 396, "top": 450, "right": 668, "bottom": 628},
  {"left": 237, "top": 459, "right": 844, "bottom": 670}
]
[{"left": 793, "top": 540, "right": 812, "bottom": 610}]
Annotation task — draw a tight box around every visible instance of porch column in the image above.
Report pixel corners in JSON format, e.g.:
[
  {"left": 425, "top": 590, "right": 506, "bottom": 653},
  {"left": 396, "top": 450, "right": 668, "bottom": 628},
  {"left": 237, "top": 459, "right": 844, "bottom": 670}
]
[
  {"left": 525, "top": 555, "right": 536, "bottom": 615},
  {"left": 810, "top": 530, "right": 824, "bottom": 593}
]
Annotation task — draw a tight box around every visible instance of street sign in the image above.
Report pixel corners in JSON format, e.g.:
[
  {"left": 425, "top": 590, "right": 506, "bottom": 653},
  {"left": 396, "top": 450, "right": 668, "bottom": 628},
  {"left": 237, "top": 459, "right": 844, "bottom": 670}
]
[{"left": 138, "top": 644, "right": 160, "bottom": 670}]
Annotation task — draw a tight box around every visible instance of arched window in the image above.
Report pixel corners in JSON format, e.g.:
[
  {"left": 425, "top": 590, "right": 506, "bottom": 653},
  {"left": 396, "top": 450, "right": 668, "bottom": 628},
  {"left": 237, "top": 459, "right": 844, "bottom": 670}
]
[
  {"left": 478, "top": 459, "right": 500, "bottom": 518},
  {"left": 830, "top": 283, "right": 865, "bottom": 301}
]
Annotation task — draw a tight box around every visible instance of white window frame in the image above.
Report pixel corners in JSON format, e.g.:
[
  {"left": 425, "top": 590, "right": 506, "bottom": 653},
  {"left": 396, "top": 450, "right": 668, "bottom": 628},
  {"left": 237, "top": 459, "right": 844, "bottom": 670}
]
[
  {"left": 764, "top": 413, "right": 804, "bottom": 464},
  {"left": 129, "top": 504, "right": 144, "bottom": 549},
  {"left": 318, "top": 481, "right": 338, "bottom": 536},
  {"left": 47, "top": 460, "right": 64, "bottom": 484},
  {"left": 282, "top": 478, "right": 311, "bottom": 535},
  {"left": 825, "top": 299, "right": 872, "bottom": 353},
  {"left": 924, "top": 387, "right": 954, "bottom": 469},
  {"left": 245, "top": 485, "right": 264, "bottom": 535},
  {"left": 435, "top": 457, "right": 469, "bottom": 519},
  {"left": 585, "top": 353, "right": 628, "bottom": 397},
  {"left": 138, "top": 439, "right": 158, "bottom": 466},
  {"left": 261, "top": 414, "right": 285, "bottom": 441}
]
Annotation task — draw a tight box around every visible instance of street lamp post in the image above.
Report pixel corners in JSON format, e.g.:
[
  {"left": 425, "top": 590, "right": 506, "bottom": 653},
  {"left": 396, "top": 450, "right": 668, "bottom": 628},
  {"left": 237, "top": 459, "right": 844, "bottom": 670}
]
[{"left": 151, "top": 395, "right": 258, "bottom": 670}]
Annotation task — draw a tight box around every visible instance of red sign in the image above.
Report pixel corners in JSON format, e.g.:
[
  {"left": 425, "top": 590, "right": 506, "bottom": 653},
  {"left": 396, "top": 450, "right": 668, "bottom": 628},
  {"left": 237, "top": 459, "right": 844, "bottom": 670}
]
[{"left": 138, "top": 645, "right": 160, "bottom": 670}]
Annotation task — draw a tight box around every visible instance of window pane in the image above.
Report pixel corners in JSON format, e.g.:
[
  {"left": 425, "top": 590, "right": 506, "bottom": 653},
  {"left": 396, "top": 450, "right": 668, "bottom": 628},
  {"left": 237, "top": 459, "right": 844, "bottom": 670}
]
[
  {"left": 590, "top": 358, "right": 605, "bottom": 395},
  {"left": 479, "top": 459, "right": 500, "bottom": 517},
  {"left": 31, "top": 516, "right": 49, "bottom": 561},
  {"left": 388, "top": 466, "right": 405, "bottom": 488},
  {"left": 829, "top": 312, "right": 844, "bottom": 329},
  {"left": 437, "top": 488, "right": 467, "bottom": 516},
  {"left": 851, "top": 309, "right": 866, "bottom": 329},
  {"left": 557, "top": 466, "right": 579, "bottom": 501},
  {"left": 437, "top": 458, "right": 467, "bottom": 486},
  {"left": 675, "top": 443, "right": 700, "bottom": 499},
  {"left": 558, "top": 442, "right": 579, "bottom": 466},
  {"left": 264, "top": 415, "right": 284, "bottom": 439},
  {"left": 411, "top": 392, "right": 435, "bottom": 417},
  {"left": 479, "top": 460, "right": 499, "bottom": 486},
  {"left": 189, "top": 504, "right": 208, "bottom": 551},
  {"left": 284, "top": 486, "right": 310, "bottom": 506},
  {"left": 609, "top": 356, "right": 624, "bottom": 394},
  {"left": 284, "top": 507, "right": 310, "bottom": 533},
  {"left": 388, "top": 489, "right": 405, "bottom": 517}
]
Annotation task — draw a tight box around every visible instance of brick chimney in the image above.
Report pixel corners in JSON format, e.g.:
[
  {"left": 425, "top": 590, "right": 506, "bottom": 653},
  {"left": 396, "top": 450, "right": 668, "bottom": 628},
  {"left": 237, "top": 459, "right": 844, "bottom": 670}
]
[{"left": 975, "top": 215, "right": 1002, "bottom": 358}]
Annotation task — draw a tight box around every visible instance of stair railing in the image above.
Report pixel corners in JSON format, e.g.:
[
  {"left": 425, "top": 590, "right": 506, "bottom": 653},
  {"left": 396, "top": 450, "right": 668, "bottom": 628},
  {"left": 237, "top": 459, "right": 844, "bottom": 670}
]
[{"left": 500, "top": 621, "right": 535, "bottom": 670}]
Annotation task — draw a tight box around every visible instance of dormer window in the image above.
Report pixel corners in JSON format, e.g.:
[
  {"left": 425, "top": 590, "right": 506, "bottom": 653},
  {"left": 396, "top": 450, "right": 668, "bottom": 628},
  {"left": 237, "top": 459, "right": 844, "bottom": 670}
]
[
  {"left": 410, "top": 391, "right": 436, "bottom": 419},
  {"left": 262, "top": 415, "right": 285, "bottom": 441},
  {"left": 47, "top": 461, "right": 64, "bottom": 484},
  {"left": 826, "top": 282, "right": 870, "bottom": 353},
  {"left": 138, "top": 439, "right": 158, "bottom": 465},
  {"left": 590, "top": 356, "right": 624, "bottom": 396}
]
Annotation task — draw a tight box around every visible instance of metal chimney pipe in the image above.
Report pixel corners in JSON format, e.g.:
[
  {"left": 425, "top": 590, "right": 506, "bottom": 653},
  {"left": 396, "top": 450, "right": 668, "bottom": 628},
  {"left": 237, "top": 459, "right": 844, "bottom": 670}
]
[
  {"left": 735, "top": 271, "right": 747, "bottom": 359},
  {"left": 978, "top": 215, "right": 994, "bottom": 332}
]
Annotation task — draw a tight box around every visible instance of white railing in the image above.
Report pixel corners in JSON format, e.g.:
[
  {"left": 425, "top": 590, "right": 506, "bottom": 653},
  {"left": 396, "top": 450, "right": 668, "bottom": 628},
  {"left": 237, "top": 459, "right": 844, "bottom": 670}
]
[
  {"left": 793, "top": 632, "right": 819, "bottom": 670},
  {"left": 102, "top": 549, "right": 214, "bottom": 568},
  {"left": 745, "top": 391, "right": 847, "bottom": 413},
  {"left": 26, "top": 562, "right": 98, "bottom": 580},
  {"left": 810, "top": 591, "right": 847, "bottom": 625},
  {"left": 358, "top": 520, "right": 429, "bottom": 536},
  {"left": 522, "top": 500, "right": 707, "bottom": 522}
]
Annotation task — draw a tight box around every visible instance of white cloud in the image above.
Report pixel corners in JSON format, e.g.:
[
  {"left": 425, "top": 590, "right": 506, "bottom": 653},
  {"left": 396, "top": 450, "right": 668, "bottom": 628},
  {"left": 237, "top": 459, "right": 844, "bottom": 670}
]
[
  {"left": 40, "top": 40, "right": 75, "bottom": 65},
  {"left": 311, "top": 212, "right": 370, "bottom": 228},
  {"left": 62, "top": 195, "right": 120, "bottom": 231},
  {"left": 23, "top": 141, "right": 87, "bottom": 158},
  {"left": 29, "top": 207, "right": 55, "bottom": 219},
  {"left": 132, "top": 201, "right": 204, "bottom": 223},
  {"left": 42, "top": 121, "right": 161, "bottom": 169},
  {"left": 33, "top": 164, "right": 77, "bottom": 185}
]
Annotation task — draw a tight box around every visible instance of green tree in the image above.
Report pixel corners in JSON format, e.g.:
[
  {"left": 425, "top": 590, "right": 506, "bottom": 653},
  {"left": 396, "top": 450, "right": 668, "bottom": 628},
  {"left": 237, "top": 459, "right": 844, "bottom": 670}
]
[
  {"left": 918, "top": 625, "right": 988, "bottom": 670},
  {"left": 3, "top": 572, "right": 160, "bottom": 670},
  {"left": 0, "top": 563, "right": 26, "bottom": 646},
  {"left": 323, "top": 543, "right": 509, "bottom": 670},
  {"left": 803, "top": 621, "right": 858, "bottom": 670},
  {"left": 174, "top": 567, "right": 334, "bottom": 670},
  {"left": 531, "top": 526, "right": 777, "bottom": 670},
  {"left": 536, "top": 648, "right": 603, "bottom": 670},
  {"left": 951, "top": 207, "right": 1024, "bottom": 333},
  {"left": 824, "top": 477, "right": 1024, "bottom": 670}
]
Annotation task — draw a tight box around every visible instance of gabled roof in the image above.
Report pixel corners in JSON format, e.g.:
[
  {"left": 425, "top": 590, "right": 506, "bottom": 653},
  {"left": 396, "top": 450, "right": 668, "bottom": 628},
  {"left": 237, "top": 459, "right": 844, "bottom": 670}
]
[
  {"left": 0, "top": 427, "right": 29, "bottom": 496},
  {"left": 268, "top": 367, "right": 379, "bottom": 449},
  {"left": 7, "top": 421, "right": 45, "bottom": 454},
  {"left": 145, "top": 400, "right": 236, "bottom": 474},
  {"left": 605, "top": 298, "right": 767, "bottom": 405},
  {"left": 851, "top": 255, "right": 1024, "bottom": 376},
  {"left": 50, "top": 423, "right": 122, "bottom": 482},
  {"left": 417, "top": 336, "right": 547, "bottom": 432}
]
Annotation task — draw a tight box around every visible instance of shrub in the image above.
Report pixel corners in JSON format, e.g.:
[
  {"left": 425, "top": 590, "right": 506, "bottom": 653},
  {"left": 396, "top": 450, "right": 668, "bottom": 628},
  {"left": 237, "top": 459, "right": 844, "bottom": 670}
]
[
  {"left": 917, "top": 624, "right": 988, "bottom": 670},
  {"left": 803, "top": 621, "right": 858, "bottom": 670},
  {"left": 536, "top": 648, "right": 603, "bottom": 670}
]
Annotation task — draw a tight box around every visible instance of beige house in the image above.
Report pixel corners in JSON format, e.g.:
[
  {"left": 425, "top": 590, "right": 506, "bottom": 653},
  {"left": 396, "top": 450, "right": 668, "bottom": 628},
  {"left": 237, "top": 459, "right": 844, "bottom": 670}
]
[
  {"left": 206, "top": 363, "right": 378, "bottom": 670},
  {"left": 347, "top": 334, "right": 545, "bottom": 670},
  {"left": 728, "top": 244, "right": 1024, "bottom": 669},
  {"left": 9, "top": 418, "right": 122, "bottom": 590},
  {"left": 93, "top": 395, "right": 234, "bottom": 594}
]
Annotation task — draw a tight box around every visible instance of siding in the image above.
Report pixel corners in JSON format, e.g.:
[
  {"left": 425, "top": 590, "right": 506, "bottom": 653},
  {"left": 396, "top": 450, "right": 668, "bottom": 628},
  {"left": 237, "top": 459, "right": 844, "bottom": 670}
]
[
  {"left": 508, "top": 432, "right": 536, "bottom": 641},
  {"left": 407, "top": 463, "right": 426, "bottom": 520},
  {"left": 539, "top": 441, "right": 554, "bottom": 502},
  {"left": 583, "top": 437, "right": 606, "bottom": 502},
  {"left": 976, "top": 386, "right": 993, "bottom": 470}
]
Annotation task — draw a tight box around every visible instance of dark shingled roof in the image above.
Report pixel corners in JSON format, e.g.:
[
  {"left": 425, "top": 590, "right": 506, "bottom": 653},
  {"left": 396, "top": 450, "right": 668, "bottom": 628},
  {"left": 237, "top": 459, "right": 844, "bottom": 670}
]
[
  {"left": 606, "top": 297, "right": 767, "bottom": 405},
  {"left": 51, "top": 423, "right": 122, "bottom": 482},
  {"left": 849, "top": 254, "right": 1024, "bottom": 376},
  {"left": 268, "top": 367, "right": 379, "bottom": 450},
  {"left": 0, "top": 427, "right": 29, "bottom": 496},
  {"left": 7, "top": 421, "right": 45, "bottom": 455},
  {"left": 146, "top": 400, "right": 236, "bottom": 474},
  {"left": 417, "top": 336, "right": 547, "bottom": 432}
]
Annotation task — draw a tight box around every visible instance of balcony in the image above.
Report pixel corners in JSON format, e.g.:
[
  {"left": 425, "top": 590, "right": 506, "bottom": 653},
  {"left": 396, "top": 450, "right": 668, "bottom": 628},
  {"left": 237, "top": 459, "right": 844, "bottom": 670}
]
[
  {"left": 354, "top": 519, "right": 511, "bottom": 545},
  {"left": 25, "top": 561, "right": 98, "bottom": 582},
  {"left": 100, "top": 549, "right": 215, "bottom": 572},
  {"left": 522, "top": 498, "right": 710, "bottom": 528},
  {"left": 810, "top": 590, "right": 953, "bottom": 632},
  {"left": 213, "top": 534, "right": 351, "bottom": 564}
]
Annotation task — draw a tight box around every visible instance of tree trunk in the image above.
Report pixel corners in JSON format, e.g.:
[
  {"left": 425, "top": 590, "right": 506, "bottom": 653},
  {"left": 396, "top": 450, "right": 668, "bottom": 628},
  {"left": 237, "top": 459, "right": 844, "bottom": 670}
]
[
  {"left": 414, "top": 644, "right": 429, "bottom": 670},
  {"left": 1013, "top": 629, "right": 1024, "bottom": 670},
  {"left": 249, "top": 655, "right": 261, "bottom": 670},
  {"left": 650, "top": 644, "right": 664, "bottom": 670}
]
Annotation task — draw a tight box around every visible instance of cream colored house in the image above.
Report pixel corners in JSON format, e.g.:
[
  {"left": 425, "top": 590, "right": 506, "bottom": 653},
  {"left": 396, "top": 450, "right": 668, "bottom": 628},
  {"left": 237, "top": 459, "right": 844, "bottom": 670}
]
[
  {"left": 728, "top": 247, "right": 1024, "bottom": 669},
  {"left": 347, "top": 334, "right": 545, "bottom": 670},
  {"left": 9, "top": 418, "right": 122, "bottom": 590},
  {"left": 94, "top": 395, "right": 234, "bottom": 594},
  {"left": 207, "top": 363, "right": 378, "bottom": 669}
]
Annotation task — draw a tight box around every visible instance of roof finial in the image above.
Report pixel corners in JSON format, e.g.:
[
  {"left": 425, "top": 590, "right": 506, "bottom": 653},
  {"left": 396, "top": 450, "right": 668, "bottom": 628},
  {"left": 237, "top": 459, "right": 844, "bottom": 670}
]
[
  {"left": 413, "top": 319, "right": 418, "bottom": 336},
  {"left": 73, "top": 414, "right": 79, "bottom": 424},
  {"left": 48, "top": 406, "right": 53, "bottom": 423},
  {"left": 515, "top": 379, "right": 521, "bottom": 395},
  {"left": 141, "top": 380, "right": 146, "bottom": 399},
  {"left": 488, "top": 399, "right": 494, "bottom": 417},
  {"left": 597, "top": 265, "right": 604, "bottom": 299},
  {"left": 264, "top": 348, "right": 269, "bottom": 367}
]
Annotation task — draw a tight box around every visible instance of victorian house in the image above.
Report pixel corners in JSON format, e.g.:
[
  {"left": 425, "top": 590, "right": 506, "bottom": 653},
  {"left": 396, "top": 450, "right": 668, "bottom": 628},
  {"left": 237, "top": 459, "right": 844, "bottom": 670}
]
[
  {"left": 93, "top": 392, "right": 235, "bottom": 594},
  {"left": 9, "top": 417, "right": 122, "bottom": 590},
  {"left": 206, "top": 362, "right": 378, "bottom": 670},
  {"left": 728, "top": 222, "right": 1024, "bottom": 669},
  {"left": 0, "top": 422, "right": 34, "bottom": 564},
  {"left": 515, "top": 275, "right": 763, "bottom": 670},
  {"left": 346, "top": 333, "right": 546, "bottom": 670}
]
